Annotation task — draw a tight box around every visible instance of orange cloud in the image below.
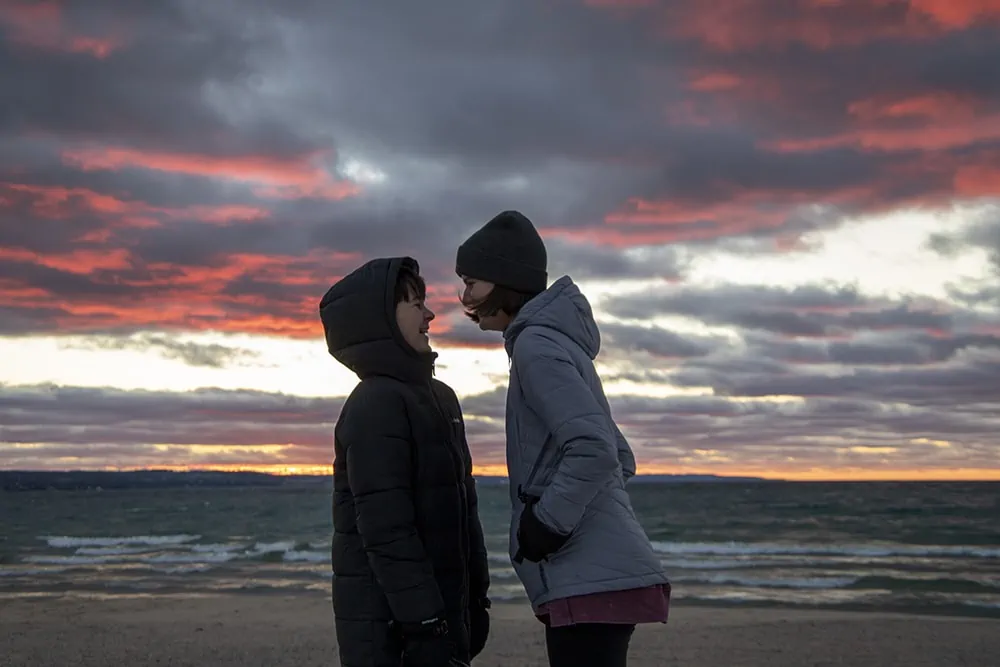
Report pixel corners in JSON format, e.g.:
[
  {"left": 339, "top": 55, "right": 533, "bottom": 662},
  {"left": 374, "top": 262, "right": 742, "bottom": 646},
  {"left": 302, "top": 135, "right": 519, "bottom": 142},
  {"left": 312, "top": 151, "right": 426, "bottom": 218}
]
[
  {"left": 953, "top": 163, "right": 1000, "bottom": 197},
  {"left": 765, "top": 117, "right": 1000, "bottom": 153},
  {"left": 764, "top": 93, "right": 1000, "bottom": 153},
  {"left": 576, "top": 185, "right": 874, "bottom": 244},
  {"left": 1, "top": 183, "right": 270, "bottom": 228},
  {"left": 903, "top": 0, "right": 1000, "bottom": 29},
  {"left": 674, "top": 68, "right": 790, "bottom": 127},
  {"left": 0, "top": 246, "right": 133, "bottom": 273},
  {"left": 0, "top": 246, "right": 362, "bottom": 338},
  {"left": 587, "top": 0, "right": 1000, "bottom": 52},
  {"left": 62, "top": 147, "right": 362, "bottom": 201},
  {"left": 847, "top": 92, "right": 978, "bottom": 123},
  {"left": 664, "top": 0, "right": 917, "bottom": 51},
  {"left": 0, "top": 0, "right": 123, "bottom": 58},
  {"left": 688, "top": 72, "right": 744, "bottom": 93}
]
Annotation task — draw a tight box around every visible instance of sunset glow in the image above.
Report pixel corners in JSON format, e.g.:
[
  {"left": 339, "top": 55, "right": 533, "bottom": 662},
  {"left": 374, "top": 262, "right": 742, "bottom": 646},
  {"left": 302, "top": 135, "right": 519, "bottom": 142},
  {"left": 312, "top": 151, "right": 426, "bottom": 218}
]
[{"left": 1, "top": 0, "right": 998, "bottom": 481}]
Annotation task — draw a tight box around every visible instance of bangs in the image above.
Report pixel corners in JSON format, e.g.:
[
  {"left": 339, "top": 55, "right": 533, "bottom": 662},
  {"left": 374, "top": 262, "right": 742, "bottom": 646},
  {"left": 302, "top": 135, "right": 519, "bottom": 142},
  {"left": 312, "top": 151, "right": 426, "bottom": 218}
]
[{"left": 395, "top": 267, "right": 427, "bottom": 304}]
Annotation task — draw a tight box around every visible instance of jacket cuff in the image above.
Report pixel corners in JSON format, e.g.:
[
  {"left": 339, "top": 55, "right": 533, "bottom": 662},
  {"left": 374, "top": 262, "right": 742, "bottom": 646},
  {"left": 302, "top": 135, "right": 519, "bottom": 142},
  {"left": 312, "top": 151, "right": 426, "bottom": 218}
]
[{"left": 398, "top": 616, "right": 449, "bottom": 637}]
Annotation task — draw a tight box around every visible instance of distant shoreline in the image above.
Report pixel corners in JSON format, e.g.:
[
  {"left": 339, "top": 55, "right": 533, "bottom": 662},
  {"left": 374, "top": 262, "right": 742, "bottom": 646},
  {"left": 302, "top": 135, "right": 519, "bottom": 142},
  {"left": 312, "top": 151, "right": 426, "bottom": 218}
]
[
  {"left": 3, "top": 469, "right": 998, "bottom": 491},
  {"left": 0, "top": 469, "right": 774, "bottom": 491}
]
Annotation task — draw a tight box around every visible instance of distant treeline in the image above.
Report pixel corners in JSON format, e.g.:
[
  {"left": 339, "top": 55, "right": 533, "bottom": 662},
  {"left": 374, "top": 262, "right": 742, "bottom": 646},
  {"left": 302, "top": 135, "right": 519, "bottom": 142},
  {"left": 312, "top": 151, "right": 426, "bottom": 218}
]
[{"left": 0, "top": 470, "right": 771, "bottom": 492}]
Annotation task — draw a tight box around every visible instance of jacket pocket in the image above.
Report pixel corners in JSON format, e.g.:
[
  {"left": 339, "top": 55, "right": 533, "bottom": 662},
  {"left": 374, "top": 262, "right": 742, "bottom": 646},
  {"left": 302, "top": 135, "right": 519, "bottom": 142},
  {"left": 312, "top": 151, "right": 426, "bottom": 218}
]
[{"left": 537, "top": 561, "right": 550, "bottom": 594}]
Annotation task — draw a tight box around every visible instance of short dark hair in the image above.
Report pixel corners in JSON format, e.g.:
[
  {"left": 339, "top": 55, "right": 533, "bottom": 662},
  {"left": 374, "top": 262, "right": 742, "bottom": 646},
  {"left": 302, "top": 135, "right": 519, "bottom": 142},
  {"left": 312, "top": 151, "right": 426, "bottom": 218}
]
[
  {"left": 394, "top": 265, "right": 426, "bottom": 306},
  {"left": 464, "top": 285, "right": 537, "bottom": 324}
]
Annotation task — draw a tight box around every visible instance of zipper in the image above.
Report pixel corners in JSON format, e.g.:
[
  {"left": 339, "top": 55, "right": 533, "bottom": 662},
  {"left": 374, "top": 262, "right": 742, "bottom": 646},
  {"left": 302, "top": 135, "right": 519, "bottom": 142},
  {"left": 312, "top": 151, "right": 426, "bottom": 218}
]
[
  {"left": 427, "top": 383, "right": 465, "bottom": 480},
  {"left": 426, "top": 382, "right": 471, "bottom": 588}
]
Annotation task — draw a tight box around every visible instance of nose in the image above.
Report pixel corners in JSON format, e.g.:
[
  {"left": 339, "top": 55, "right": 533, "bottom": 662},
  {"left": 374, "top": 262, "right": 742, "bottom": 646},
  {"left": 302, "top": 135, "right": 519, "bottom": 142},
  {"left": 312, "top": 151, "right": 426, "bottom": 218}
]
[{"left": 423, "top": 304, "right": 435, "bottom": 321}]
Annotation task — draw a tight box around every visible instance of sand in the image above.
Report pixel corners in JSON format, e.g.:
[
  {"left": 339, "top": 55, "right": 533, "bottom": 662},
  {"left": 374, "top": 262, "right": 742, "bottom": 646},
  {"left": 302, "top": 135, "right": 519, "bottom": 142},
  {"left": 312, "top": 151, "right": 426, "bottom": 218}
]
[{"left": 2, "top": 594, "right": 998, "bottom": 667}]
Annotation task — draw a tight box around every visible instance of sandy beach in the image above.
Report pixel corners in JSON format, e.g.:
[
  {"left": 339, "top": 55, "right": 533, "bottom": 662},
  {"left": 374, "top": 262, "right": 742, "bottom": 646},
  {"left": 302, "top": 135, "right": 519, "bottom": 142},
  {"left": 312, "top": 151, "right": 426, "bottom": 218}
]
[{"left": 2, "top": 594, "right": 997, "bottom": 667}]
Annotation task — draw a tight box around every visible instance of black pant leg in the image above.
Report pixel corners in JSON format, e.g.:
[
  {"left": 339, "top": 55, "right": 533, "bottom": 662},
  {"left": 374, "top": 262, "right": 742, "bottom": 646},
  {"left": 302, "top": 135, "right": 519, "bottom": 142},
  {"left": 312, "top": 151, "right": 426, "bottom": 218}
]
[{"left": 544, "top": 623, "right": 635, "bottom": 667}]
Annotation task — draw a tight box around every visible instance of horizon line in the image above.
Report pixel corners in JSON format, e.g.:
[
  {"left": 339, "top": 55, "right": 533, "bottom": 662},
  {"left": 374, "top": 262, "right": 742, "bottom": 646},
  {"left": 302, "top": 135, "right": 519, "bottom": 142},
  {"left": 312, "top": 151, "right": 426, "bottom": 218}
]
[{"left": 4, "top": 468, "right": 1000, "bottom": 483}]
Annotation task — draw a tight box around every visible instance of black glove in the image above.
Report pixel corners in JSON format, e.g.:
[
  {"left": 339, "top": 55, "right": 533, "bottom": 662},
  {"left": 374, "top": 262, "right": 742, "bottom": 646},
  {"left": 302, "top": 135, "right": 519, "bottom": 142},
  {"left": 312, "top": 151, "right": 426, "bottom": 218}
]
[
  {"left": 469, "top": 597, "right": 491, "bottom": 659},
  {"left": 400, "top": 618, "right": 453, "bottom": 667},
  {"left": 516, "top": 496, "right": 570, "bottom": 563}
]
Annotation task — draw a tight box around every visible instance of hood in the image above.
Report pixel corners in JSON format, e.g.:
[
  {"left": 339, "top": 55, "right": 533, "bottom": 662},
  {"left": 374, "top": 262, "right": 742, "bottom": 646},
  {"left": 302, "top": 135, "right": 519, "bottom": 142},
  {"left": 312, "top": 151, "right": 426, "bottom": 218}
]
[
  {"left": 319, "top": 256, "right": 435, "bottom": 383},
  {"left": 503, "top": 276, "right": 600, "bottom": 359}
]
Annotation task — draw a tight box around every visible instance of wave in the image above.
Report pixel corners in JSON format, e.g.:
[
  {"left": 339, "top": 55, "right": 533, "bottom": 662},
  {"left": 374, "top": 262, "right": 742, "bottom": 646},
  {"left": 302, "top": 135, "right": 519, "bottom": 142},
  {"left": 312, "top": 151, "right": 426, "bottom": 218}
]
[
  {"left": 962, "top": 600, "right": 1000, "bottom": 610},
  {"left": 73, "top": 546, "right": 164, "bottom": 556},
  {"left": 20, "top": 538, "right": 329, "bottom": 569},
  {"left": 282, "top": 551, "right": 328, "bottom": 563},
  {"left": 671, "top": 572, "right": 1000, "bottom": 594},
  {"left": 846, "top": 575, "right": 1000, "bottom": 595},
  {"left": 651, "top": 541, "right": 1000, "bottom": 559},
  {"left": 153, "top": 564, "right": 214, "bottom": 575},
  {"left": 661, "top": 557, "right": 805, "bottom": 570},
  {"left": 0, "top": 567, "right": 69, "bottom": 577},
  {"left": 189, "top": 543, "right": 245, "bottom": 553},
  {"left": 41, "top": 535, "right": 201, "bottom": 548},
  {"left": 673, "top": 574, "right": 859, "bottom": 590}
]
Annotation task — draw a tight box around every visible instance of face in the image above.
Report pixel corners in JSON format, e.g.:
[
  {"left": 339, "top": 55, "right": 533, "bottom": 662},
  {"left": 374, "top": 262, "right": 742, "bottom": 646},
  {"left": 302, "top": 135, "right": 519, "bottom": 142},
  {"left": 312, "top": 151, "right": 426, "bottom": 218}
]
[
  {"left": 459, "top": 275, "right": 511, "bottom": 332},
  {"left": 396, "top": 291, "right": 435, "bottom": 353}
]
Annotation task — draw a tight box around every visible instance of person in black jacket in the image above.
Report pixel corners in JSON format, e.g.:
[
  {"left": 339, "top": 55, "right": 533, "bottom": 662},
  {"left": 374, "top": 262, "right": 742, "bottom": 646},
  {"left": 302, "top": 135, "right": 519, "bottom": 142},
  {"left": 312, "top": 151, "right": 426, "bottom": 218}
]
[{"left": 319, "top": 256, "right": 491, "bottom": 667}]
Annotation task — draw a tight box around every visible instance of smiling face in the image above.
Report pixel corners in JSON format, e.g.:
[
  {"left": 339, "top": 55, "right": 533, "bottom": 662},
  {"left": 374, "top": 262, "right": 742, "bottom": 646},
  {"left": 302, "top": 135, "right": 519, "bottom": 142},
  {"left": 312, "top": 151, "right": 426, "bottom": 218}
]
[
  {"left": 396, "top": 289, "right": 435, "bottom": 353},
  {"left": 460, "top": 275, "right": 512, "bottom": 332}
]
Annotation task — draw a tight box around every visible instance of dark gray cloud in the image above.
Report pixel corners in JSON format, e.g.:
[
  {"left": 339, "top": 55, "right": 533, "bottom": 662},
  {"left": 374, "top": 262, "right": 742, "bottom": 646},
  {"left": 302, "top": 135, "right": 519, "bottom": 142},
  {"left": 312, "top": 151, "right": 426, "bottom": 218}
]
[
  {"left": 448, "top": 369, "right": 1000, "bottom": 471},
  {"left": 604, "top": 284, "right": 968, "bottom": 338},
  {"left": 0, "top": 385, "right": 340, "bottom": 461},
  {"left": 0, "top": 1, "right": 297, "bottom": 156},
  {"left": 746, "top": 331, "right": 1000, "bottom": 366},
  {"left": 5, "top": 375, "right": 996, "bottom": 473},
  {"left": 601, "top": 323, "right": 722, "bottom": 359},
  {"left": 929, "top": 209, "right": 1000, "bottom": 307},
  {"left": 602, "top": 284, "right": 996, "bottom": 342}
]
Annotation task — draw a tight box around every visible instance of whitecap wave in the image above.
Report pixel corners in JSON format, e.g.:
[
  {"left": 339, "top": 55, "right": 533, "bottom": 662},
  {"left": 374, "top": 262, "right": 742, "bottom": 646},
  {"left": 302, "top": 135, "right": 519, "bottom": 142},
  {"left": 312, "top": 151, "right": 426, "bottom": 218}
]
[{"left": 41, "top": 535, "right": 201, "bottom": 548}]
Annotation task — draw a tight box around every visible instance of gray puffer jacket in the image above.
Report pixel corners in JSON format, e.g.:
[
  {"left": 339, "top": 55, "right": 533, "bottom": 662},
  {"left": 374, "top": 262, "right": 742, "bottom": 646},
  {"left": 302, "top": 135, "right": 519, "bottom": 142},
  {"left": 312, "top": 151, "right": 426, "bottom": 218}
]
[{"left": 503, "top": 276, "right": 670, "bottom": 610}]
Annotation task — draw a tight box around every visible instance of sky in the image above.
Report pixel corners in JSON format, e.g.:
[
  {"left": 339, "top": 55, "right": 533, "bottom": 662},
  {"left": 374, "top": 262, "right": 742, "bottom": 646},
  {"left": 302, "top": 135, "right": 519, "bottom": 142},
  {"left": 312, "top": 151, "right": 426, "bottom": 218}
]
[{"left": 1, "top": 0, "right": 999, "bottom": 480}]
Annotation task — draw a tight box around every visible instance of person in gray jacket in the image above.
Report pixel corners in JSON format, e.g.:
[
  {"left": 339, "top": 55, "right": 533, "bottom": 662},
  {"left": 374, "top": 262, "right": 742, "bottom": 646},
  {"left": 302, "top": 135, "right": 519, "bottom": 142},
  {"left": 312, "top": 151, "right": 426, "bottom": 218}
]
[{"left": 455, "top": 211, "right": 671, "bottom": 667}]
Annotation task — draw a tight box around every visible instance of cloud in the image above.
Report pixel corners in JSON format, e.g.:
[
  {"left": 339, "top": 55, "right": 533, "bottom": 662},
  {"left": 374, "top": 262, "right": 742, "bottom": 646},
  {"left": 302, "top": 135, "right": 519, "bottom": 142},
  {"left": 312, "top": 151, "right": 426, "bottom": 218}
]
[
  {"left": 2, "top": 0, "right": 1000, "bottom": 341},
  {"left": 0, "top": 1, "right": 124, "bottom": 59},
  {"left": 929, "top": 206, "right": 1000, "bottom": 306},
  {"left": 603, "top": 283, "right": 974, "bottom": 338},
  {"left": 2, "top": 0, "right": 1000, "bottom": 476},
  {"left": 601, "top": 323, "right": 723, "bottom": 359},
  {"left": 62, "top": 146, "right": 359, "bottom": 200},
  {"left": 610, "top": 0, "right": 1000, "bottom": 52},
  {"left": 5, "top": 369, "right": 996, "bottom": 476},
  {"left": 745, "top": 330, "right": 1000, "bottom": 365},
  {"left": 62, "top": 334, "right": 262, "bottom": 368},
  {"left": 0, "top": 384, "right": 342, "bottom": 469}
]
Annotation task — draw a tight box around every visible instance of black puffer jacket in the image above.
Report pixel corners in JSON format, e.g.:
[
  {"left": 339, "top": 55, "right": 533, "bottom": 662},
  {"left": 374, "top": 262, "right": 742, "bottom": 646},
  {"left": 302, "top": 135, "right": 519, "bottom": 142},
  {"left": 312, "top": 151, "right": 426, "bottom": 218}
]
[{"left": 320, "top": 257, "right": 490, "bottom": 667}]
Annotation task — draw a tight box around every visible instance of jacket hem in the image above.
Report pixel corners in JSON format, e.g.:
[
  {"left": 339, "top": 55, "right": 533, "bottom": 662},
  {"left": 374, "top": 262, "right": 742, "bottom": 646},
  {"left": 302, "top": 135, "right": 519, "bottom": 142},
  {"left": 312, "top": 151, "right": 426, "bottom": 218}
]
[{"left": 527, "top": 571, "right": 671, "bottom": 610}]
